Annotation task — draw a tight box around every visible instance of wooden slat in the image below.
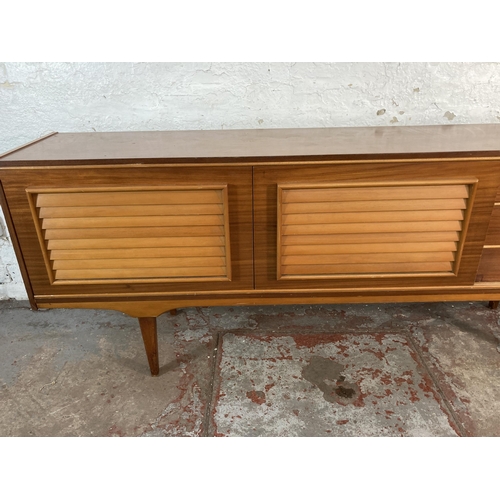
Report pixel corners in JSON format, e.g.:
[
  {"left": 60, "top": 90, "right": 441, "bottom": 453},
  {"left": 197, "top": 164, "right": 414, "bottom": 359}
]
[
  {"left": 282, "top": 262, "right": 453, "bottom": 275},
  {"left": 281, "top": 232, "right": 460, "bottom": 246},
  {"left": 36, "top": 190, "right": 222, "bottom": 207},
  {"left": 282, "top": 210, "right": 464, "bottom": 225},
  {"left": 54, "top": 267, "right": 227, "bottom": 280},
  {"left": 282, "top": 185, "right": 469, "bottom": 204},
  {"left": 281, "top": 241, "right": 457, "bottom": 255},
  {"left": 282, "top": 220, "right": 463, "bottom": 236},
  {"left": 282, "top": 198, "right": 467, "bottom": 214},
  {"left": 52, "top": 256, "right": 226, "bottom": 270},
  {"left": 50, "top": 246, "right": 225, "bottom": 260},
  {"left": 46, "top": 235, "right": 226, "bottom": 249},
  {"left": 282, "top": 252, "right": 455, "bottom": 265},
  {"left": 39, "top": 203, "right": 224, "bottom": 218},
  {"left": 44, "top": 225, "right": 225, "bottom": 240},
  {"left": 42, "top": 214, "right": 224, "bottom": 229}
]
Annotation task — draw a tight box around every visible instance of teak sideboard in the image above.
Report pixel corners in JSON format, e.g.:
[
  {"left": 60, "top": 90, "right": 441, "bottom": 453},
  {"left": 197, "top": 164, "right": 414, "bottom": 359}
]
[{"left": 2, "top": 124, "right": 500, "bottom": 375}]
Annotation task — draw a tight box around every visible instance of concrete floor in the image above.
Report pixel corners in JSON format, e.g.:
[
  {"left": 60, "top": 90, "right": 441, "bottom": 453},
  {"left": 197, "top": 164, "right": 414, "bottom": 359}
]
[{"left": 1, "top": 300, "right": 499, "bottom": 436}]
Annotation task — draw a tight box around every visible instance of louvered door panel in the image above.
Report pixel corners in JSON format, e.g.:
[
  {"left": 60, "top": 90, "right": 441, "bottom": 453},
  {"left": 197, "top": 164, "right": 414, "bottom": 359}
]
[
  {"left": 277, "top": 181, "right": 476, "bottom": 280},
  {"left": 27, "top": 186, "right": 232, "bottom": 284}
]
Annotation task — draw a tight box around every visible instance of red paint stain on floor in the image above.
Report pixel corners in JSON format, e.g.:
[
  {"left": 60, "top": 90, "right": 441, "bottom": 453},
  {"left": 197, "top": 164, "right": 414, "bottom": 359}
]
[{"left": 246, "top": 390, "right": 266, "bottom": 405}]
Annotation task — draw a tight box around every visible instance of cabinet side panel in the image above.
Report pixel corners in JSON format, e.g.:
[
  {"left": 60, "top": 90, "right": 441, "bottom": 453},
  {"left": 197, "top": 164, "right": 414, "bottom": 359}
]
[{"left": 0, "top": 180, "right": 37, "bottom": 308}]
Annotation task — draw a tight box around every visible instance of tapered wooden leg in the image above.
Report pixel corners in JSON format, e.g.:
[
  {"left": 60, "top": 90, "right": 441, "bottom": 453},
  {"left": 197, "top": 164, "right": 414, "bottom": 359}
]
[
  {"left": 138, "top": 317, "right": 159, "bottom": 376},
  {"left": 489, "top": 301, "right": 499, "bottom": 310}
]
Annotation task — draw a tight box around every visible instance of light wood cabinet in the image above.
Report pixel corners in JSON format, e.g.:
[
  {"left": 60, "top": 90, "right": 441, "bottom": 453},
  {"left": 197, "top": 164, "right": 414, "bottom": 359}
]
[{"left": 2, "top": 125, "right": 500, "bottom": 375}]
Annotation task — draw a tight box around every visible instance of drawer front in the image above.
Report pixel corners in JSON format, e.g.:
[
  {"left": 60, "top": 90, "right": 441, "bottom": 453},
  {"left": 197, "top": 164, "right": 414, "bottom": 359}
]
[
  {"left": 255, "top": 161, "right": 499, "bottom": 291},
  {"left": 1, "top": 165, "right": 253, "bottom": 297}
]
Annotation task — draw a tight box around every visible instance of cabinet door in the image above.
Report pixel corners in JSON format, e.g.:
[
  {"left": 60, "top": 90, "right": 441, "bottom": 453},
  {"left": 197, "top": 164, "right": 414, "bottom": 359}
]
[
  {"left": 254, "top": 161, "right": 500, "bottom": 290},
  {"left": 1, "top": 165, "right": 253, "bottom": 297}
]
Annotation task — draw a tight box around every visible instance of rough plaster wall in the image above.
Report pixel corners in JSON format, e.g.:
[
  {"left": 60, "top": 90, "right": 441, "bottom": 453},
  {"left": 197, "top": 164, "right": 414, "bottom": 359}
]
[{"left": 1, "top": 62, "right": 500, "bottom": 299}]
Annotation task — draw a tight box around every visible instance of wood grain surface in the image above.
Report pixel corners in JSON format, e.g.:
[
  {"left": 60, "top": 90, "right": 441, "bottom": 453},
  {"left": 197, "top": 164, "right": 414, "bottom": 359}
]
[{"left": 3, "top": 124, "right": 500, "bottom": 165}]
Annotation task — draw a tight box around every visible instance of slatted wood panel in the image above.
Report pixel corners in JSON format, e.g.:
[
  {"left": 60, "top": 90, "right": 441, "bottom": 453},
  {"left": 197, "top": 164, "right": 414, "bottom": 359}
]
[
  {"left": 277, "top": 182, "right": 475, "bottom": 280},
  {"left": 27, "top": 186, "right": 231, "bottom": 284}
]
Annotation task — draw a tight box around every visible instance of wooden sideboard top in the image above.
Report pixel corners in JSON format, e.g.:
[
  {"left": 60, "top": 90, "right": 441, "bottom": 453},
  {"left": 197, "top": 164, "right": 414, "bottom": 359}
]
[{"left": 2, "top": 124, "right": 500, "bottom": 166}]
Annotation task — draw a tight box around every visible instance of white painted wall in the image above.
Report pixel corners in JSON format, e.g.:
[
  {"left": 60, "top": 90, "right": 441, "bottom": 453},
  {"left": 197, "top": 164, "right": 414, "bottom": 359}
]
[{"left": 2, "top": 62, "right": 500, "bottom": 300}]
